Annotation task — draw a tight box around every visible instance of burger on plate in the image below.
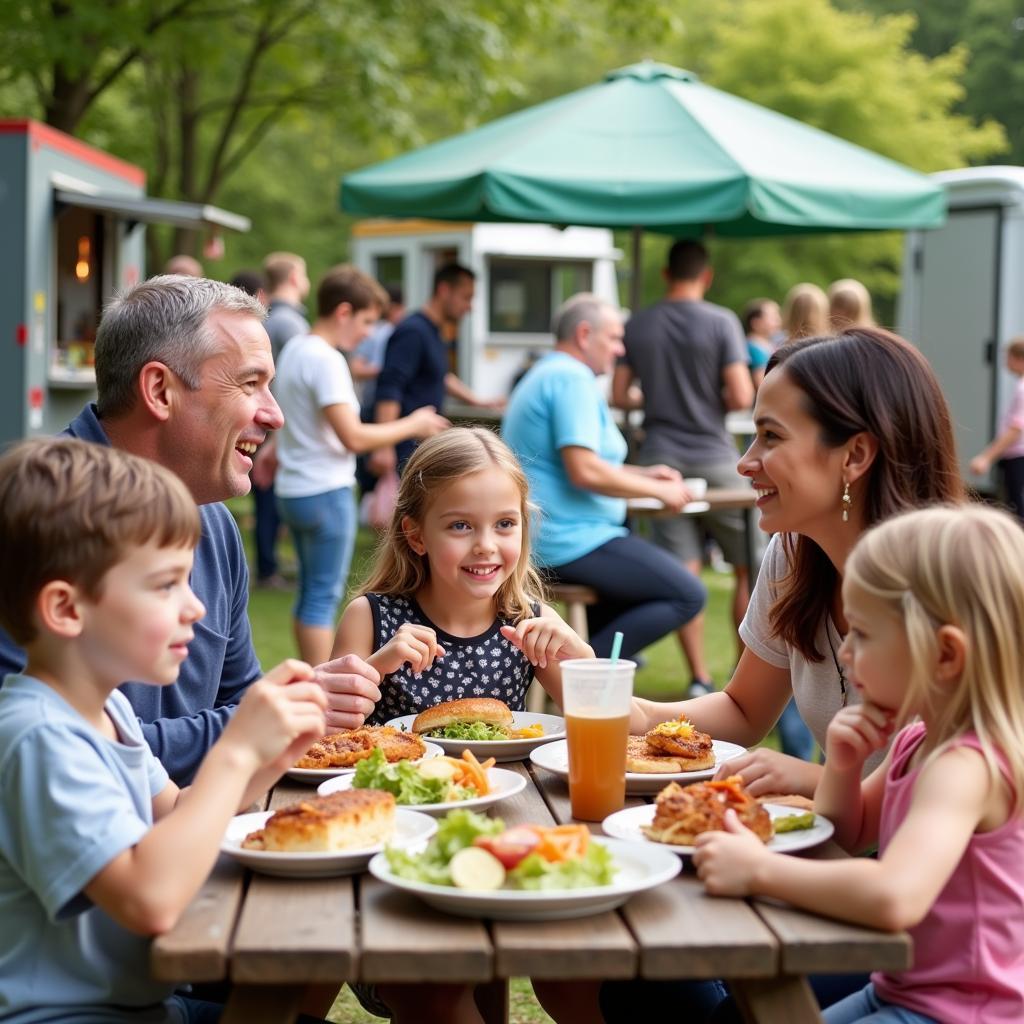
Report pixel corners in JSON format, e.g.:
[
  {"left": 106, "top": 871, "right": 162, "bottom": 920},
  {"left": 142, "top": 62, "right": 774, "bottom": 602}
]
[{"left": 413, "top": 698, "right": 515, "bottom": 741}]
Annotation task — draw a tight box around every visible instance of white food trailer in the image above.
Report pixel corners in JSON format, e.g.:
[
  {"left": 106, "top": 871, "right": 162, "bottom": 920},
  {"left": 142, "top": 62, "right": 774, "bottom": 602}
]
[
  {"left": 350, "top": 219, "right": 621, "bottom": 401},
  {"left": 898, "top": 166, "right": 1024, "bottom": 493}
]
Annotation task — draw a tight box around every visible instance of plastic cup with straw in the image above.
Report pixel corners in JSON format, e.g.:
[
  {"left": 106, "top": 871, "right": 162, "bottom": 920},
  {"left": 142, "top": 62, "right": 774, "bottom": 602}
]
[{"left": 560, "top": 630, "right": 635, "bottom": 821}]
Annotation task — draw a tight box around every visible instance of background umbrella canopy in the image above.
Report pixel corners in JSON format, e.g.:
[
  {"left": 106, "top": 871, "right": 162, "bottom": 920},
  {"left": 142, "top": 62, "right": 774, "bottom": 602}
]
[{"left": 341, "top": 61, "right": 945, "bottom": 237}]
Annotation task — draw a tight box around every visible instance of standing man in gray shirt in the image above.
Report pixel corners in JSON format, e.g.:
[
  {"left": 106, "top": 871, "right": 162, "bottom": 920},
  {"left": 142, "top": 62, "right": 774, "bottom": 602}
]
[
  {"left": 613, "top": 240, "right": 754, "bottom": 697},
  {"left": 251, "top": 252, "right": 310, "bottom": 588}
]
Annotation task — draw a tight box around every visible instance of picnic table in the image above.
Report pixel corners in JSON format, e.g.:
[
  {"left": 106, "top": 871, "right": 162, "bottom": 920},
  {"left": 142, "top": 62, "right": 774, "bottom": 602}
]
[{"left": 153, "top": 761, "right": 909, "bottom": 1024}]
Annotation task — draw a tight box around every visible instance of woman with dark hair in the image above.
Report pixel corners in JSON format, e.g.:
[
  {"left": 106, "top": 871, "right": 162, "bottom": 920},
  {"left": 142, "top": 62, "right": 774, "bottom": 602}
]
[{"left": 583, "top": 328, "right": 965, "bottom": 1024}]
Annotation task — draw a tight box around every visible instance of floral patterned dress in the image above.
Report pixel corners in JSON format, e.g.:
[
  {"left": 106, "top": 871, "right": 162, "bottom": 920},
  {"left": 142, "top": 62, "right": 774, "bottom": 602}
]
[{"left": 365, "top": 593, "right": 535, "bottom": 725}]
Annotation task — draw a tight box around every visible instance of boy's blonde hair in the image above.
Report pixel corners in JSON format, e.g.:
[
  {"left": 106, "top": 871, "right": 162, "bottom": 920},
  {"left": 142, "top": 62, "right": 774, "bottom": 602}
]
[
  {"left": 846, "top": 505, "right": 1024, "bottom": 811},
  {"left": 358, "top": 427, "right": 545, "bottom": 621},
  {"left": 0, "top": 438, "right": 201, "bottom": 644}
]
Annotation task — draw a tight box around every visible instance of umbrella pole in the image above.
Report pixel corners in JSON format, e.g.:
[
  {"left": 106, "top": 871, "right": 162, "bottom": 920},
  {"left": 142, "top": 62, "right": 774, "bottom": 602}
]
[{"left": 630, "top": 225, "right": 643, "bottom": 314}]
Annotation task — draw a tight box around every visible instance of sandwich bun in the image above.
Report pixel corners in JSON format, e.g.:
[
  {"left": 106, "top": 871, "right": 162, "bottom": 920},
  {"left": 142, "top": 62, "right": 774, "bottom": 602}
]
[{"left": 413, "top": 697, "right": 514, "bottom": 734}]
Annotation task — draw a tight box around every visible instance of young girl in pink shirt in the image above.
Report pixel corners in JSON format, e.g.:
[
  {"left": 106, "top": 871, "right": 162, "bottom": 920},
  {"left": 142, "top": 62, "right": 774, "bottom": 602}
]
[{"left": 694, "top": 505, "right": 1024, "bottom": 1024}]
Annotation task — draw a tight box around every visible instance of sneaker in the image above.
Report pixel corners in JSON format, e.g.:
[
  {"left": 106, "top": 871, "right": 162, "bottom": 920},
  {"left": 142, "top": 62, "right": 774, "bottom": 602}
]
[
  {"left": 686, "top": 678, "right": 715, "bottom": 699},
  {"left": 255, "top": 572, "right": 291, "bottom": 591}
]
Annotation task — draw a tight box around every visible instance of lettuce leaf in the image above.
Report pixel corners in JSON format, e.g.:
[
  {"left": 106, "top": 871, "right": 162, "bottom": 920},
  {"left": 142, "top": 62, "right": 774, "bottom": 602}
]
[
  {"left": 508, "top": 842, "right": 616, "bottom": 890},
  {"left": 352, "top": 748, "right": 448, "bottom": 805},
  {"left": 385, "top": 809, "right": 505, "bottom": 884},
  {"left": 425, "top": 721, "right": 510, "bottom": 740}
]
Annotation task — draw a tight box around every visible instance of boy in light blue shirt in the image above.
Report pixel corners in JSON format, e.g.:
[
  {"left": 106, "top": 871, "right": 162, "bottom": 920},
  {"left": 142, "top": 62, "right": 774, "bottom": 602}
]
[{"left": 0, "top": 438, "right": 328, "bottom": 1024}]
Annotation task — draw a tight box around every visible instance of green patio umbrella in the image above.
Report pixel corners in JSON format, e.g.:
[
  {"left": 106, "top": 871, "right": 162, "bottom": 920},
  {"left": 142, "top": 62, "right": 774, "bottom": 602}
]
[{"left": 341, "top": 61, "right": 945, "bottom": 306}]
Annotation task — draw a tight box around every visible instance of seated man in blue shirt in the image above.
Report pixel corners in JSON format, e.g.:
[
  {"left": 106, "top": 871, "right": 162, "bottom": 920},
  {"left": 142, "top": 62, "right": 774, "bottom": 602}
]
[{"left": 0, "top": 275, "right": 382, "bottom": 784}]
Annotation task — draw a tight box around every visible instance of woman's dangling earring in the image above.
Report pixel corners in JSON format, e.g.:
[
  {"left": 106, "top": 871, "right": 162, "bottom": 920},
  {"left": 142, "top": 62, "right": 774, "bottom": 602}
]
[{"left": 841, "top": 481, "right": 851, "bottom": 522}]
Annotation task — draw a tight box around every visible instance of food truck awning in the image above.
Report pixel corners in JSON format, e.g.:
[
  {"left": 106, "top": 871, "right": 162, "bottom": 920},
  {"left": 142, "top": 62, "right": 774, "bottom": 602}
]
[{"left": 54, "top": 189, "right": 250, "bottom": 232}]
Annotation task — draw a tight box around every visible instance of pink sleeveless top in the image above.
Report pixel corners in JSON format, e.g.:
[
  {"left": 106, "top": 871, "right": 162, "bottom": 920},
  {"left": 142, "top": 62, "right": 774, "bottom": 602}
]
[{"left": 872, "top": 723, "right": 1024, "bottom": 1022}]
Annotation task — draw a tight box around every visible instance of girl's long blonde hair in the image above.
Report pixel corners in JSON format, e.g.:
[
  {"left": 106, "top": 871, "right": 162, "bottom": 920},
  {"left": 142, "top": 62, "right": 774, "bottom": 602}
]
[
  {"left": 358, "top": 427, "right": 545, "bottom": 622},
  {"left": 846, "top": 505, "right": 1024, "bottom": 812},
  {"left": 781, "top": 282, "right": 829, "bottom": 340}
]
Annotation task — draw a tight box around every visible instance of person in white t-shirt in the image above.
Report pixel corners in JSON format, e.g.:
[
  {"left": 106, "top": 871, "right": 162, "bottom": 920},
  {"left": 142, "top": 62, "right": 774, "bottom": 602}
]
[{"left": 275, "top": 266, "right": 449, "bottom": 666}]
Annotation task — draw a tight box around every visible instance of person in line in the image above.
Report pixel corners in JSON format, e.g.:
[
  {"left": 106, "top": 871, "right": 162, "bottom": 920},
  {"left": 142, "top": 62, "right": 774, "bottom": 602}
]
[
  {"left": 0, "top": 275, "right": 383, "bottom": 784},
  {"left": 694, "top": 505, "right": 1024, "bottom": 1024},
  {"left": 781, "top": 281, "right": 830, "bottom": 341},
  {"left": 596, "top": 328, "right": 964, "bottom": 1024},
  {"left": 969, "top": 336, "right": 1024, "bottom": 522},
  {"left": 164, "top": 254, "right": 203, "bottom": 277},
  {"left": 372, "top": 263, "right": 501, "bottom": 475},
  {"left": 275, "top": 266, "right": 449, "bottom": 668},
  {"left": 0, "top": 438, "right": 329, "bottom": 1024},
  {"left": 334, "top": 427, "right": 593, "bottom": 1022},
  {"left": 741, "top": 296, "right": 782, "bottom": 390},
  {"left": 828, "top": 278, "right": 875, "bottom": 333},
  {"left": 612, "top": 241, "right": 754, "bottom": 695},
  {"left": 228, "top": 268, "right": 266, "bottom": 303},
  {"left": 251, "top": 251, "right": 313, "bottom": 589},
  {"left": 504, "top": 293, "right": 707, "bottom": 667}
]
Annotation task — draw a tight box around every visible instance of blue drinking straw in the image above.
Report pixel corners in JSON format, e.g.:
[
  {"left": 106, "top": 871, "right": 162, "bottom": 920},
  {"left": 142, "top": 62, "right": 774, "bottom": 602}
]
[{"left": 609, "top": 631, "right": 624, "bottom": 664}]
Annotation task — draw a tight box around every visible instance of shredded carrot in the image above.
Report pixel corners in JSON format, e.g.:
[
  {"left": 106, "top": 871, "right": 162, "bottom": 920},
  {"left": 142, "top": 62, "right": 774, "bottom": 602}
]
[{"left": 527, "top": 823, "right": 591, "bottom": 862}]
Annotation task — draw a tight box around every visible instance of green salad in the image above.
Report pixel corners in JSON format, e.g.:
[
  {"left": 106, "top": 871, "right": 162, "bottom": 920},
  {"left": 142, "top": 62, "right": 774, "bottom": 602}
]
[
  {"left": 352, "top": 748, "right": 476, "bottom": 805},
  {"left": 425, "top": 721, "right": 510, "bottom": 741},
  {"left": 385, "top": 809, "right": 616, "bottom": 890}
]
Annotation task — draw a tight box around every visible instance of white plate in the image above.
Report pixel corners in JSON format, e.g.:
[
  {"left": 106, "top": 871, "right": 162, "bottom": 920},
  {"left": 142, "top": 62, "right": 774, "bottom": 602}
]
[
  {"left": 530, "top": 738, "right": 749, "bottom": 793},
  {"left": 385, "top": 712, "right": 565, "bottom": 763},
  {"left": 317, "top": 766, "right": 527, "bottom": 816},
  {"left": 286, "top": 741, "right": 444, "bottom": 784},
  {"left": 601, "top": 803, "right": 835, "bottom": 856},
  {"left": 221, "top": 808, "right": 437, "bottom": 878},
  {"left": 368, "top": 836, "right": 680, "bottom": 920}
]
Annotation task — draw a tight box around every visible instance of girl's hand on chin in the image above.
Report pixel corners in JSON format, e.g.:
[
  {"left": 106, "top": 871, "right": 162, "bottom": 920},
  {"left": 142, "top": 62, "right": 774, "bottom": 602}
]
[
  {"left": 825, "top": 703, "right": 894, "bottom": 774},
  {"left": 500, "top": 618, "right": 593, "bottom": 669}
]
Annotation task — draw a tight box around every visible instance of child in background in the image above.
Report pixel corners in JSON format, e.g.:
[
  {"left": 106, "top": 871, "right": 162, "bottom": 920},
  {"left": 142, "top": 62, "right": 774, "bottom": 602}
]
[
  {"left": 693, "top": 505, "right": 1024, "bottom": 1023},
  {"left": 0, "top": 438, "right": 328, "bottom": 1024},
  {"left": 334, "top": 426, "right": 593, "bottom": 722},
  {"left": 970, "top": 336, "right": 1024, "bottom": 522}
]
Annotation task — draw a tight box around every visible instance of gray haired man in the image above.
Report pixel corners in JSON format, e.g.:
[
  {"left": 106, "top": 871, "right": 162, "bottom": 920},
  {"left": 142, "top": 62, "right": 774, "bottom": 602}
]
[{"left": 0, "top": 275, "right": 381, "bottom": 784}]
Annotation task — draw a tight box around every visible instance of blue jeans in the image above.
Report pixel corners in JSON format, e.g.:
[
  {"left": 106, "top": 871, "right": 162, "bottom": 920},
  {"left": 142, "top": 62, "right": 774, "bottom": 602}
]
[
  {"left": 824, "top": 984, "right": 937, "bottom": 1024},
  {"left": 277, "top": 487, "right": 356, "bottom": 628},
  {"left": 551, "top": 533, "right": 706, "bottom": 659},
  {"left": 252, "top": 479, "right": 280, "bottom": 579},
  {"left": 776, "top": 697, "right": 816, "bottom": 761}
]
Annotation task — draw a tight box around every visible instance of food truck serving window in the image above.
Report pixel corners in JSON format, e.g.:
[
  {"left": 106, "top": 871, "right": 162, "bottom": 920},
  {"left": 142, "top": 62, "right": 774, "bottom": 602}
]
[
  {"left": 55, "top": 205, "right": 105, "bottom": 374},
  {"left": 488, "top": 258, "right": 592, "bottom": 333}
]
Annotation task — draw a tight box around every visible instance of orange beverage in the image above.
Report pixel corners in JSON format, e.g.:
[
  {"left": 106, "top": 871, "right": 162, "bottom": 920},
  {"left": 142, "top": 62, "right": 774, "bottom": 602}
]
[{"left": 566, "top": 711, "right": 630, "bottom": 821}]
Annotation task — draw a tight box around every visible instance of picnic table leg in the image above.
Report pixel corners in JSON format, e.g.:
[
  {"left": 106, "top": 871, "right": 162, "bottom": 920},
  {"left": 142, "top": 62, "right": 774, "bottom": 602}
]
[
  {"left": 731, "top": 975, "right": 822, "bottom": 1024},
  {"left": 473, "top": 978, "right": 510, "bottom": 1024},
  {"left": 219, "top": 983, "right": 306, "bottom": 1024}
]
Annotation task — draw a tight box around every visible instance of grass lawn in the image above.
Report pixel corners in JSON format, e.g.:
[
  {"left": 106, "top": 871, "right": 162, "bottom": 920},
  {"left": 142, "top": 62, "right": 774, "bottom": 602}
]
[{"left": 231, "top": 499, "right": 761, "bottom": 1023}]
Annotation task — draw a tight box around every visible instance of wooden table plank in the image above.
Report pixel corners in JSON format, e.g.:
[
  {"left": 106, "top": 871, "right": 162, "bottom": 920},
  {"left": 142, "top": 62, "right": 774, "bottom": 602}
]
[
  {"left": 732, "top": 975, "right": 823, "bottom": 1024},
  {"left": 358, "top": 876, "right": 493, "bottom": 983},
  {"left": 151, "top": 853, "right": 246, "bottom": 982},
  {"left": 624, "top": 873, "right": 778, "bottom": 979},
  {"left": 495, "top": 912, "right": 637, "bottom": 979},
  {"left": 752, "top": 899, "right": 911, "bottom": 976}
]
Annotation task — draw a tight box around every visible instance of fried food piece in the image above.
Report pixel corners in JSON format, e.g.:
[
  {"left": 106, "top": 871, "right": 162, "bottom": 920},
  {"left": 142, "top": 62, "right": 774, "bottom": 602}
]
[
  {"left": 242, "top": 790, "right": 395, "bottom": 852},
  {"left": 626, "top": 734, "right": 690, "bottom": 773},
  {"left": 642, "top": 776, "right": 773, "bottom": 846},
  {"left": 645, "top": 718, "right": 715, "bottom": 770},
  {"left": 369, "top": 726, "right": 426, "bottom": 762},
  {"left": 295, "top": 730, "right": 376, "bottom": 769},
  {"left": 295, "top": 726, "right": 426, "bottom": 769}
]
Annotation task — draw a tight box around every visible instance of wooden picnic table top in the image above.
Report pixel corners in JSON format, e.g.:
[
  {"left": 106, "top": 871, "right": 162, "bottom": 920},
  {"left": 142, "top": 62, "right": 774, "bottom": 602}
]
[{"left": 152, "top": 761, "right": 910, "bottom": 1024}]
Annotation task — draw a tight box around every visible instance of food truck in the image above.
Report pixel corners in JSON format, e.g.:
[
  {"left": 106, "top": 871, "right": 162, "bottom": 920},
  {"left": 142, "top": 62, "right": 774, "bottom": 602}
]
[
  {"left": 898, "top": 166, "right": 1024, "bottom": 492},
  {"left": 350, "top": 219, "right": 621, "bottom": 400},
  {"left": 0, "top": 119, "right": 249, "bottom": 444}
]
